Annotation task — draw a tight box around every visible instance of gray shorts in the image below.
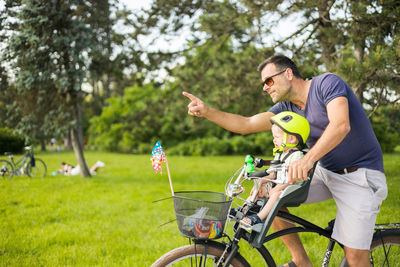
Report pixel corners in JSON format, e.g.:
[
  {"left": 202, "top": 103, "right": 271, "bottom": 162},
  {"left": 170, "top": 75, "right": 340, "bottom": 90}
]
[{"left": 304, "top": 164, "right": 388, "bottom": 250}]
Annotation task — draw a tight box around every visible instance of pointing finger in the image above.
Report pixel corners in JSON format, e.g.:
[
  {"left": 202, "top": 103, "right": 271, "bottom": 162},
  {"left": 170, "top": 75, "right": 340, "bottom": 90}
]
[{"left": 182, "top": 91, "right": 198, "bottom": 102}]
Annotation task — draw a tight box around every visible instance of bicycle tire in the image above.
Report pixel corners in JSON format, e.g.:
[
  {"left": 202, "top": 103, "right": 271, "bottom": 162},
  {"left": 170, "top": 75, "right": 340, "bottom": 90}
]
[
  {"left": 27, "top": 158, "right": 47, "bottom": 178},
  {"left": 0, "top": 160, "right": 14, "bottom": 179},
  {"left": 152, "top": 241, "right": 250, "bottom": 267},
  {"left": 339, "top": 229, "right": 400, "bottom": 266}
]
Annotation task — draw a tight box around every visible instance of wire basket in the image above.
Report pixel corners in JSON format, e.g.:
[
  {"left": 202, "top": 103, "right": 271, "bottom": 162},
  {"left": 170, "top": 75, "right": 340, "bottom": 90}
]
[{"left": 173, "top": 191, "right": 232, "bottom": 240}]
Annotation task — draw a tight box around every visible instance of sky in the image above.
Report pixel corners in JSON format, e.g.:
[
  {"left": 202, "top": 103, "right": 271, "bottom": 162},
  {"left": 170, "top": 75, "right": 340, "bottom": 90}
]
[
  {"left": 119, "top": 0, "right": 151, "bottom": 13},
  {"left": 118, "top": 0, "right": 304, "bottom": 53}
]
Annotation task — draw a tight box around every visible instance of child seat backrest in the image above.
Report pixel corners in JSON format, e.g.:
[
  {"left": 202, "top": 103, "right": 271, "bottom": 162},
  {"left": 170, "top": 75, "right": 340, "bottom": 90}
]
[{"left": 249, "top": 154, "right": 318, "bottom": 248}]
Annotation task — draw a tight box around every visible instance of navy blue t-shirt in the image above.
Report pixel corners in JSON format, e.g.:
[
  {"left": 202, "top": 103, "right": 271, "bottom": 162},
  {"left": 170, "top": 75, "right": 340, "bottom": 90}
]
[{"left": 269, "top": 73, "right": 384, "bottom": 172}]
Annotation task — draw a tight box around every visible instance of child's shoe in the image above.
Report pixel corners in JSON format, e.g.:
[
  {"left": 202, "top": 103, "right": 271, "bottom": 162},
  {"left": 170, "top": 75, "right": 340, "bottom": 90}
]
[{"left": 240, "top": 214, "right": 263, "bottom": 229}]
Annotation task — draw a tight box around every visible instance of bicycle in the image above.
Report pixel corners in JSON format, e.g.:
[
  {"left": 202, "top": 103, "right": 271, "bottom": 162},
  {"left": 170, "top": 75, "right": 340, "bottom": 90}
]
[
  {"left": 152, "top": 155, "right": 400, "bottom": 266},
  {"left": 0, "top": 146, "right": 47, "bottom": 179}
]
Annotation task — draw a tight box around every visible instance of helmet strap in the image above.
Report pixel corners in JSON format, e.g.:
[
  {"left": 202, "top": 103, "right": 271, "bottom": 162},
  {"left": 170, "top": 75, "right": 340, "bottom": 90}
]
[{"left": 272, "top": 132, "right": 297, "bottom": 155}]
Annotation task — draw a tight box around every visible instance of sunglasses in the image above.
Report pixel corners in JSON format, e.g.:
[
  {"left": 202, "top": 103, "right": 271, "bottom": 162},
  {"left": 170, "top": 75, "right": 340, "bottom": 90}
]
[{"left": 262, "top": 69, "right": 287, "bottom": 87}]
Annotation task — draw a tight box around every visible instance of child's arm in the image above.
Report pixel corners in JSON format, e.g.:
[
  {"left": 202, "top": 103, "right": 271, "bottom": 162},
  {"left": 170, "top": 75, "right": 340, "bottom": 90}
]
[{"left": 259, "top": 173, "right": 274, "bottom": 184}]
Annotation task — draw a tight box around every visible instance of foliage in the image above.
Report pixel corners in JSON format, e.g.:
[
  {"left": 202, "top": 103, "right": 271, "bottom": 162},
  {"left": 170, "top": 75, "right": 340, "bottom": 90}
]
[
  {"left": 0, "top": 0, "right": 127, "bottom": 175},
  {"left": 168, "top": 134, "right": 273, "bottom": 156},
  {"left": 88, "top": 83, "right": 180, "bottom": 152},
  {"left": 370, "top": 105, "right": 400, "bottom": 153},
  {"left": 88, "top": 40, "right": 275, "bottom": 154},
  {"left": 89, "top": 0, "right": 399, "bottom": 154},
  {"left": 2, "top": 0, "right": 399, "bottom": 154},
  {"left": 0, "top": 128, "right": 25, "bottom": 153},
  {"left": 1, "top": 0, "right": 90, "bottom": 140}
]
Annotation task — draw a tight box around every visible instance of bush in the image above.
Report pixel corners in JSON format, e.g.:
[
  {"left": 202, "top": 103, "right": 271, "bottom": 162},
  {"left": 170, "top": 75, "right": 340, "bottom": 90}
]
[
  {"left": 370, "top": 105, "right": 400, "bottom": 153},
  {"left": 372, "top": 123, "right": 399, "bottom": 153},
  {"left": 0, "top": 128, "right": 25, "bottom": 154},
  {"left": 168, "top": 138, "right": 230, "bottom": 156},
  {"left": 168, "top": 133, "right": 273, "bottom": 156}
]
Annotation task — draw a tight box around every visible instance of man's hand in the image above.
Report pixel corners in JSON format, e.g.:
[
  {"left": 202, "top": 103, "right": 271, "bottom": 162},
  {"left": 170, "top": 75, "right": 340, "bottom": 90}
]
[
  {"left": 182, "top": 91, "right": 209, "bottom": 117},
  {"left": 287, "top": 157, "right": 314, "bottom": 184}
]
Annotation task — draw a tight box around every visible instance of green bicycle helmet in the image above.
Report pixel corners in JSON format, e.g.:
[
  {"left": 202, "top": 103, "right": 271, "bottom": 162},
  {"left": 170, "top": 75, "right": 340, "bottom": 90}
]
[{"left": 270, "top": 111, "right": 310, "bottom": 153}]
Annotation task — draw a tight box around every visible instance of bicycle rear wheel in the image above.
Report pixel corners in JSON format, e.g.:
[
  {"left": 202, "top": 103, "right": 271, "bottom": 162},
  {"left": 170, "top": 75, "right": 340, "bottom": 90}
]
[
  {"left": 27, "top": 158, "right": 47, "bottom": 178},
  {"left": 152, "top": 242, "right": 250, "bottom": 267},
  {"left": 339, "top": 229, "right": 400, "bottom": 266},
  {"left": 369, "top": 230, "right": 400, "bottom": 266},
  {"left": 0, "top": 160, "right": 14, "bottom": 179}
]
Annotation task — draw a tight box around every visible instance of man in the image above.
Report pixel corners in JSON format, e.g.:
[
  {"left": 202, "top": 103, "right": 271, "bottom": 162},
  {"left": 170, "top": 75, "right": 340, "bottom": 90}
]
[{"left": 182, "top": 55, "right": 387, "bottom": 267}]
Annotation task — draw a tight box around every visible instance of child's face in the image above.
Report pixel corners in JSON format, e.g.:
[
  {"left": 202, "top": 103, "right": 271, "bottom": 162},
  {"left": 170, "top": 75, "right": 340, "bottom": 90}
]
[
  {"left": 271, "top": 124, "right": 298, "bottom": 150},
  {"left": 271, "top": 124, "right": 284, "bottom": 149}
]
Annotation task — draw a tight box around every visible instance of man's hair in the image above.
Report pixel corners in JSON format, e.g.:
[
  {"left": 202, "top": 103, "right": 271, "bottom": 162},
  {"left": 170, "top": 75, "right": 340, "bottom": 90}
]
[{"left": 257, "top": 55, "right": 302, "bottom": 79}]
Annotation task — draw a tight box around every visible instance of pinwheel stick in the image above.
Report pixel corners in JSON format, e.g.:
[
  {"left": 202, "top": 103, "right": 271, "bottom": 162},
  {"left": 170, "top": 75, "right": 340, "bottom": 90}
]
[{"left": 164, "top": 158, "right": 174, "bottom": 196}]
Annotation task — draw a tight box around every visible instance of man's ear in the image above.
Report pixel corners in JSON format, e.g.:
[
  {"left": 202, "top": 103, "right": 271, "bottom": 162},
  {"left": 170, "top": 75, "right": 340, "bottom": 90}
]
[{"left": 286, "top": 68, "right": 294, "bottom": 81}]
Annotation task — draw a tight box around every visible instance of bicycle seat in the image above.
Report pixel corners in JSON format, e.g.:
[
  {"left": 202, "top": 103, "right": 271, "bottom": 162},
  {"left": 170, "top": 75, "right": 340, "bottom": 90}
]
[
  {"left": 4, "top": 152, "right": 12, "bottom": 156},
  {"left": 249, "top": 161, "right": 318, "bottom": 248}
]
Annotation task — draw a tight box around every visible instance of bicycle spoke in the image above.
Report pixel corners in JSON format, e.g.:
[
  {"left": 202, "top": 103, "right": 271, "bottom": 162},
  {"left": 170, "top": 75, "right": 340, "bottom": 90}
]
[
  {"left": 0, "top": 160, "right": 14, "bottom": 179},
  {"left": 370, "top": 239, "right": 400, "bottom": 267},
  {"left": 383, "top": 244, "right": 391, "bottom": 266}
]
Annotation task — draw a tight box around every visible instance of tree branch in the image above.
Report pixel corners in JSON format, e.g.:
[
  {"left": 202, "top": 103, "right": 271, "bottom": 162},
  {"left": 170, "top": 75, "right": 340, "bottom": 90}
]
[{"left": 272, "top": 18, "right": 320, "bottom": 49}]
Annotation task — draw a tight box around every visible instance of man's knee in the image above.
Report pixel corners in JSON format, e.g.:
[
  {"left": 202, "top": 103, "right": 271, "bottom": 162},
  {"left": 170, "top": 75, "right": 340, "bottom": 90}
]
[
  {"left": 344, "top": 247, "right": 370, "bottom": 267},
  {"left": 271, "top": 208, "right": 294, "bottom": 230}
]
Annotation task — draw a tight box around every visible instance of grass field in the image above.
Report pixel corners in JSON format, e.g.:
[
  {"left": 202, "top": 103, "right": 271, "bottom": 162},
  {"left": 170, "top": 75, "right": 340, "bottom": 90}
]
[{"left": 1, "top": 150, "right": 399, "bottom": 266}]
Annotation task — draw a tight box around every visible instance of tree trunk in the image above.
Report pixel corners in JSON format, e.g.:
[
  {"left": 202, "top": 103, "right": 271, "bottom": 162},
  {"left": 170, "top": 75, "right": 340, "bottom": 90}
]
[
  {"left": 70, "top": 101, "right": 91, "bottom": 178},
  {"left": 70, "top": 127, "right": 91, "bottom": 178},
  {"left": 353, "top": 44, "right": 365, "bottom": 103},
  {"left": 317, "top": 1, "right": 337, "bottom": 67},
  {"left": 40, "top": 137, "right": 46, "bottom": 151},
  {"left": 65, "top": 130, "right": 73, "bottom": 150}
]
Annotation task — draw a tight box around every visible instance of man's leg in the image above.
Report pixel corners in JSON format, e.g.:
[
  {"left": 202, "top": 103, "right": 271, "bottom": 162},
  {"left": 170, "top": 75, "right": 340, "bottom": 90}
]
[
  {"left": 272, "top": 165, "right": 332, "bottom": 266},
  {"left": 271, "top": 207, "right": 312, "bottom": 267},
  {"left": 344, "top": 246, "right": 370, "bottom": 267},
  {"left": 327, "top": 168, "right": 387, "bottom": 267}
]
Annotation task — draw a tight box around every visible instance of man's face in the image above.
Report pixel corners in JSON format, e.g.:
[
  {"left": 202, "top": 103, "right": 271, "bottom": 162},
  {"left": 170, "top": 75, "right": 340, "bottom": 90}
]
[{"left": 260, "top": 64, "right": 291, "bottom": 103}]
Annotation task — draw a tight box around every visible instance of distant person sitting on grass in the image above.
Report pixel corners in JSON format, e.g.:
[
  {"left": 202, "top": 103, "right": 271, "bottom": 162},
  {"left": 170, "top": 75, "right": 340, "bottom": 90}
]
[
  {"left": 240, "top": 111, "right": 310, "bottom": 229},
  {"left": 57, "top": 161, "right": 105, "bottom": 176}
]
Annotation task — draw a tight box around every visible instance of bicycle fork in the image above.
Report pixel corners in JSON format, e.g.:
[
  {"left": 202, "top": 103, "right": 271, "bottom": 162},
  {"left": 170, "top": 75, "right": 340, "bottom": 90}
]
[
  {"left": 321, "top": 239, "right": 336, "bottom": 267},
  {"left": 216, "top": 229, "right": 244, "bottom": 267}
]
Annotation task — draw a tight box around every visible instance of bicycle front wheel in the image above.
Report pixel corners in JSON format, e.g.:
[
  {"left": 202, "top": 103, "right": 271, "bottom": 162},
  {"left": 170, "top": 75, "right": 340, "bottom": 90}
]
[
  {"left": 27, "top": 158, "right": 47, "bottom": 178},
  {"left": 0, "top": 160, "right": 14, "bottom": 179},
  {"left": 152, "top": 242, "right": 250, "bottom": 267}
]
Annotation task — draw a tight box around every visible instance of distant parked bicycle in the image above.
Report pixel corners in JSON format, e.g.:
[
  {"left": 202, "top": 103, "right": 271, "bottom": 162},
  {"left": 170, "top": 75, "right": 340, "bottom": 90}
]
[{"left": 0, "top": 146, "right": 47, "bottom": 179}]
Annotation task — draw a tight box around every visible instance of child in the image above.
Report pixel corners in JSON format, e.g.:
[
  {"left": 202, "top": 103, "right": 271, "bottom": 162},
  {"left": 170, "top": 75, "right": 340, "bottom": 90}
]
[
  {"left": 57, "top": 161, "right": 105, "bottom": 176},
  {"left": 240, "top": 111, "right": 310, "bottom": 228}
]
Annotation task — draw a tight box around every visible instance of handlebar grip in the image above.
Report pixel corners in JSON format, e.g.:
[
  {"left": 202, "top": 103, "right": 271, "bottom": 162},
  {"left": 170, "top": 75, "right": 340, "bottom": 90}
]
[
  {"left": 249, "top": 169, "right": 268, "bottom": 178},
  {"left": 254, "top": 158, "right": 272, "bottom": 168}
]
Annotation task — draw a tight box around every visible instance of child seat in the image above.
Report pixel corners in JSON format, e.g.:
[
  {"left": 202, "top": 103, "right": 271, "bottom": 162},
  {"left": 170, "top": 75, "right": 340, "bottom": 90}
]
[{"left": 248, "top": 160, "right": 318, "bottom": 248}]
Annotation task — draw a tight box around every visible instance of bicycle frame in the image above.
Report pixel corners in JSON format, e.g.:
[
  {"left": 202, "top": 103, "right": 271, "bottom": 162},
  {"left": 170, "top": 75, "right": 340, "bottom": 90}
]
[
  {"left": 6, "top": 146, "right": 34, "bottom": 176},
  {"left": 153, "top": 154, "right": 400, "bottom": 267},
  {"left": 217, "top": 157, "right": 337, "bottom": 266},
  {"left": 218, "top": 210, "right": 338, "bottom": 267}
]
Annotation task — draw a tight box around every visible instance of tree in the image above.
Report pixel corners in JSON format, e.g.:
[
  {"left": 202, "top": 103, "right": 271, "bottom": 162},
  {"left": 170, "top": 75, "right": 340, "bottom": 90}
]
[
  {"left": 129, "top": 0, "right": 399, "bottom": 105},
  {"left": 89, "top": 0, "right": 398, "bottom": 154},
  {"left": 0, "top": 0, "right": 118, "bottom": 177}
]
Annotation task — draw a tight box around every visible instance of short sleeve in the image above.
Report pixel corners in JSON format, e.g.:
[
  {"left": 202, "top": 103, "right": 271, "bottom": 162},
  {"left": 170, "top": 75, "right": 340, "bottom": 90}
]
[
  {"left": 318, "top": 74, "right": 348, "bottom": 106},
  {"left": 268, "top": 101, "right": 291, "bottom": 114}
]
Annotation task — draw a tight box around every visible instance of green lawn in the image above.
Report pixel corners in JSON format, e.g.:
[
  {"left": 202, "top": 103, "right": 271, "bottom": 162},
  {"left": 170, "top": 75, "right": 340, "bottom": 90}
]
[{"left": 1, "top": 150, "right": 399, "bottom": 266}]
